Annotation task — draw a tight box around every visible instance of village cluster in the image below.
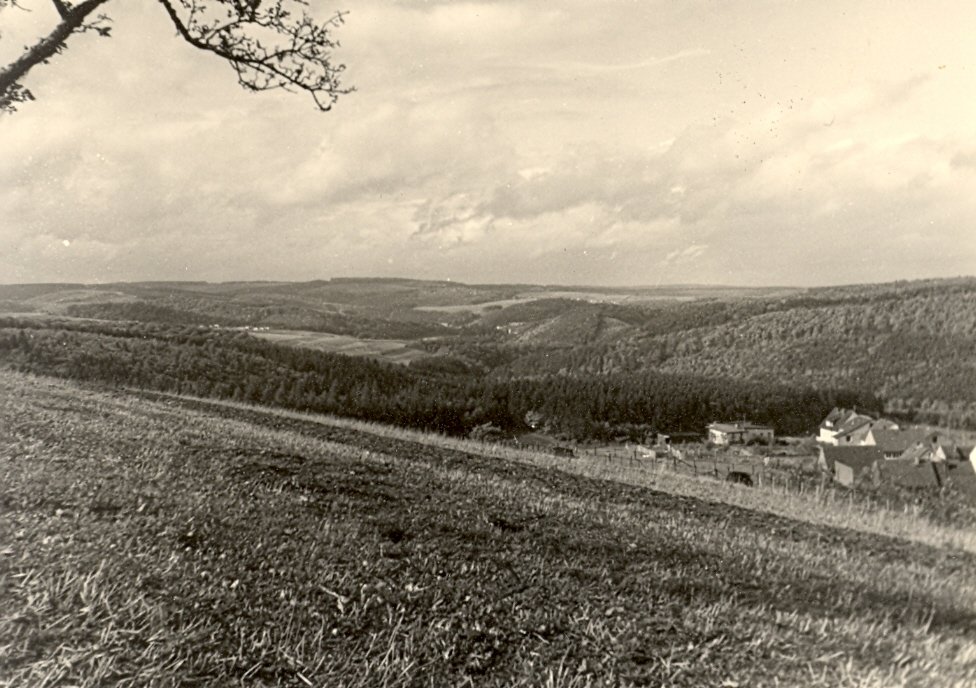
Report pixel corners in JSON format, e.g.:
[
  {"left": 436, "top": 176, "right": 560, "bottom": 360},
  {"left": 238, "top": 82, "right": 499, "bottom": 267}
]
[
  {"left": 704, "top": 411, "right": 976, "bottom": 494},
  {"left": 814, "top": 408, "right": 976, "bottom": 492}
]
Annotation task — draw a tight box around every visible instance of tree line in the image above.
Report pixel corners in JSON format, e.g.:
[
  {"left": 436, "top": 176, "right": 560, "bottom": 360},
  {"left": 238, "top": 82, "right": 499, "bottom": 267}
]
[{"left": 0, "top": 317, "right": 882, "bottom": 441}]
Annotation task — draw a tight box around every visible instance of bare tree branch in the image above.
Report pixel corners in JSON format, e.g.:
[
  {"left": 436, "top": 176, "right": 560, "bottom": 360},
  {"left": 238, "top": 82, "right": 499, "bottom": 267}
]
[
  {"left": 0, "top": 0, "right": 352, "bottom": 114},
  {"left": 0, "top": 0, "right": 110, "bottom": 112},
  {"left": 51, "top": 0, "right": 70, "bottom": 19},
  {"left": 155, "top": 0, "right": 351, "bottom": 111}
]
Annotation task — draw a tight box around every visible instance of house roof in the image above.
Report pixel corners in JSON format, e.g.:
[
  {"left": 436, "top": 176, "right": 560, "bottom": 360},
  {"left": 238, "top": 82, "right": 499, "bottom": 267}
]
[
  {"left": 821, "top": 445, "right": 884, "bottom": 471},
  {"left": 870, "top": 418, "right": 900, "bottom": 431},
  {"left": 945, "top": 459, "right": 976, "bottom": 500},
  {"left": 820, "top": 407, "right": 850, "bottom": 428},
  {"left": 827, "top": 407, "right": 848, "bottom": 421},
  {"left": 869, "top": 428, "right": 937, "bottom": 454},
  {"left": 881, "top": 460, "right": 942, "bottom": 488},
  {"left": 956, "top": 445, "right": 975, "bottom": 461},
  {"left": 898, "top": 440, "right": 949, "bottom": 463},
  {"left": 833, "top": 414, "right": 875, "bottom": 437}
]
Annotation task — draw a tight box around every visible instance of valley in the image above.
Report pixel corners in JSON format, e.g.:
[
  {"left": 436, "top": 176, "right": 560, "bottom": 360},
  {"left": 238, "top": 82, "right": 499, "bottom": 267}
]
[{"left": 3, "top": 276, "right": 976, "bottom": 685}]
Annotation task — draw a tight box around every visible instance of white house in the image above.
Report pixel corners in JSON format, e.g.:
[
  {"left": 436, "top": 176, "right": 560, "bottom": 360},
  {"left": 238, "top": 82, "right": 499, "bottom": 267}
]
[{"left": 818, "top": 408, "right": 878, "bottom": 445}]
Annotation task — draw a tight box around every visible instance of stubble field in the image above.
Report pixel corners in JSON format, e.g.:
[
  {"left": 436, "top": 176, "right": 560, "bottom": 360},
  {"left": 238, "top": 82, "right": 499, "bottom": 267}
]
[{"left": 1, "top": 370, "right": 975, "bottom": 687}]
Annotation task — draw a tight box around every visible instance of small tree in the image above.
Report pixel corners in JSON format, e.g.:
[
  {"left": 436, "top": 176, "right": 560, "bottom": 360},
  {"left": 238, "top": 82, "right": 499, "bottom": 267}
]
[
  {"left": 469, "top": 422, "right": 505, "bottom": 443},
  {"left": 523, "top": 409, "right": 544, "bottom": 430},
  {"left": 0, "top": 0, "right": 351, "bottom": 113}
]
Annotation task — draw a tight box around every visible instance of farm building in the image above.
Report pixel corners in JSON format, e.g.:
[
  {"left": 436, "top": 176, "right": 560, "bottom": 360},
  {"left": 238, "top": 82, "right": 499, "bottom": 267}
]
[
  {"left": 818, "top": 408, "right": 898, "bottom": 446},
  {"left": 831, "top": 417, "right": 896, "bottom": 446},
  {"left": 863, "top": 428, "right": 939, "bottom": 459},
  {"left": 819, "top": 408, "right": 874, "bottom": 444},
  {"left": 818, "top": 408, "right": 848, "bottom": 443},
  {"left": 818, "top": 445, "right": 883, "bottom": 487},
  {"left": 707, "top": 422, "right": 774, "bottom": 446},
  {"left": 898, "top": 437, "right": 951, "bottom": 464},
  {"left": 878, "top": 459, "right": 944, "bottom": 489}
]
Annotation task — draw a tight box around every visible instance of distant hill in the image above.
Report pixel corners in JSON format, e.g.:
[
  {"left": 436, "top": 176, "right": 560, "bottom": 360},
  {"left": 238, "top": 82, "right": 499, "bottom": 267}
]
[{"left": 488, "top": 279, "right": 976, "bottom": 428}]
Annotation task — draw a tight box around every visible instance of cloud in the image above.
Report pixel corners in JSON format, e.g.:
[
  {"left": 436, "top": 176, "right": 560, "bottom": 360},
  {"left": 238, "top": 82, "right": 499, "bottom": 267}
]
[
  {"left": 2, "top": 1, "right": 974, "bottom": 287},
  {"left": 663, "top": 244, "right": 708, "bottom": 265},
  {"left": 951, "top": 150, "right": 976, "bottom": 171},
  {"left": 535, "top": 48, "right": 711, "bottom": 74},
  {"left": 411, "top": 194, "right": 493, "bottom": 247}
]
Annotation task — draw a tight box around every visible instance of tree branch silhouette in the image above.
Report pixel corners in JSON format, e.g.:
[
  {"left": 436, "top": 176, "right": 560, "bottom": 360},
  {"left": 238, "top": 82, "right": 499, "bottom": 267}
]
[{"left": 0, "top": 0, "right": 351, "bottom": 113}]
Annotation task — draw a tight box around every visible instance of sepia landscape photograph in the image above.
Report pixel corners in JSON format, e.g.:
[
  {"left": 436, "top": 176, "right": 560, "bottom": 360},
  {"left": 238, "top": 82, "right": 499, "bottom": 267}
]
[{"left": 2, "top": 1, "right": 976, "bottom": 686}]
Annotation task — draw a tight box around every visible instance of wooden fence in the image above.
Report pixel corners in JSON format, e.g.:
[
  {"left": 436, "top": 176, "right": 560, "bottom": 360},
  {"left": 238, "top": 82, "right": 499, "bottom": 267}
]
[{"left": 573, "top": 445, "right": 822, "bottom": 493}]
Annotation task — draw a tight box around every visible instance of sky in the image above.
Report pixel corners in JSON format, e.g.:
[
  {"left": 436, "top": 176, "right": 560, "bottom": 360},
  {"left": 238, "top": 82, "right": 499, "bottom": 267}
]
[{"left": 1, "top": 0, "right": 975, "bottom": 287}]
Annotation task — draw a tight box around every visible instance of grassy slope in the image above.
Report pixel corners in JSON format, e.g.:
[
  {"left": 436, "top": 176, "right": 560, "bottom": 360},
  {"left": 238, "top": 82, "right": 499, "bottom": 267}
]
[{"left": 2, "top": 372, "right": 976, "bottom": 687}]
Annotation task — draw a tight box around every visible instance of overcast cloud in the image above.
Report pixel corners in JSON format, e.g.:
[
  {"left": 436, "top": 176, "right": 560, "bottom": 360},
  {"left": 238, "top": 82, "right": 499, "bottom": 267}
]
[{"left": 1, "top": 0, "right": 974, "bottom": 286}]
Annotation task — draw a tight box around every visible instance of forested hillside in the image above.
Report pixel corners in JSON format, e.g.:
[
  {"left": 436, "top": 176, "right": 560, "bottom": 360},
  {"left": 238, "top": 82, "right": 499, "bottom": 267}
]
[
  {"left": 0, "top": 317, "right": 878, "bottom": 440},
  {"left": 1, "top": 277, "right": 973, "bottom": 430},
  {"left": 488, "top": 280, "right": 976, "bottom": 428}
]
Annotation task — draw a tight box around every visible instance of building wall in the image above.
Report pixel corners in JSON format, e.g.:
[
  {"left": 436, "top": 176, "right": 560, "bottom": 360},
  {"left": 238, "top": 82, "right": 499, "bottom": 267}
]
[
  {"left": 817, "top": 448, "right": 829, "bottom": 473},
  {"left": 710, "top": 427, "right": 772, "bottom": 445},
  {"left": 837, "top": 425, "right": 872, "bottom": 445},
  {"left": 835, "top": 463, "right": 855, "bottom": 487},
  {"left": 819, "top": 428, "right": 838, "bottom": 445},
  {"left": 708, "top": 429, "right": 734, "bottom": 445}
]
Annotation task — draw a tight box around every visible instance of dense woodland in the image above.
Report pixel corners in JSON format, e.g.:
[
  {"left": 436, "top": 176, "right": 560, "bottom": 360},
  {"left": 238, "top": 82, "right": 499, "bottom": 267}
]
[
  {"left": 482, "top": 283, "right": 976, "bottom": 429},
  {"left": 0, "top": 317, "right": 880, "bottom": 441}
]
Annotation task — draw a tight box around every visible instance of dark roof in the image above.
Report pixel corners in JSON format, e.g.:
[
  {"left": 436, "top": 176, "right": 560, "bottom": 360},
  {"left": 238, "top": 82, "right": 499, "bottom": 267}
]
[
  {"left": 869, "top": 429, "right": 937, "bottom": 454},
  {"left": 821, "top": 445, "right": 884, "bottom": 471},
  {"left": 833, "top": 414, "right": 874, "bottom": 437},
  {"left": 946, "top": 460, "right": 976, "bottom": 500},
  {"left": 898, "top": 441, "right": 949, "bottom": 463},
  {"left": 870, "top": 418, "right": 900, "bottom": 431},
  {"left": 881, "top": 460, "right": 942, "bottom": 488},
  {"left": 820, "top": 407, "right": 850, "bottom": 428},
  {"left": 827, "top": 407, "right": 848, "bottom": 421}
]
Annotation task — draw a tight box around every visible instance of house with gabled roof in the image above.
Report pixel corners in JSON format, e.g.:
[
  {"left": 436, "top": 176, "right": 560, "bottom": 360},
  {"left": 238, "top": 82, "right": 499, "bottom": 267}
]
[
  {"left": 818, "top": 407, "right": 861, "bottom": 444},
  {"left": 817, "top": 408, "right": 876, "bottom": 445},
  {"left": 863, "top": 428, "right": 938, "bottom": 459},
  {"left": 818, "top": 445, "right": 883, "bottom": 487},
  {"left": 879, "top": 459, "right": 944, "bottom": 489},
  {"left": 898, "top": 436, "right": 951, "bottom": 464},
  {"left": 830, "top": 415, "right": 877, "bottom": 446}
]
